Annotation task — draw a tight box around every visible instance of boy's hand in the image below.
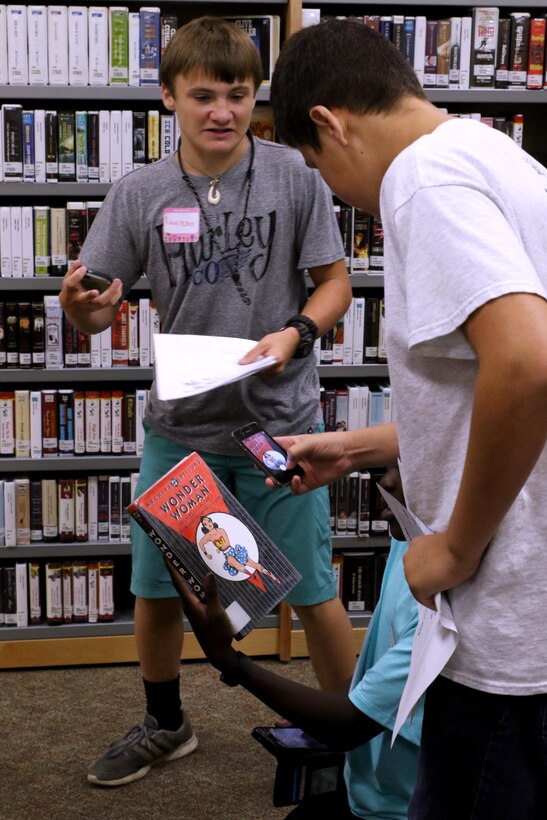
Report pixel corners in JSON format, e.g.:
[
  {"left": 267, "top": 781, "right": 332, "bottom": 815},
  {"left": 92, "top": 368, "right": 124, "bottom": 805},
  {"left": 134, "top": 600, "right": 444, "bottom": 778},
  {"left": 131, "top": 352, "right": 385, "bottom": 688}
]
[
  {"left": 266, "top": 432, "right": 357, "bottom": 495},
  {"left": 239, "top": 328, "right": 300, "bottom": 375},
  {"left": 167, "top": 567, "right": 237, "bottom": 671},
  {"left": 403, "top": 531, "right": 481, "bottom": 609},
  {"left": 60, "top": 260, "right": 123, "bottom": 316}
]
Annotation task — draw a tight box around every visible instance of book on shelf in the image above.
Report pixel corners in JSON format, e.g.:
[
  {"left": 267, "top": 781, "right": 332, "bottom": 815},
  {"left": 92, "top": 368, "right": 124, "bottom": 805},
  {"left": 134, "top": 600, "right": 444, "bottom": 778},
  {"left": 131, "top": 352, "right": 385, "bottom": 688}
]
[
  {"left": 129, "top": 451, "right": 301, "bottom": 639},
  {"left": 225, "top": 16, "right": 280, "bottom": 84}
]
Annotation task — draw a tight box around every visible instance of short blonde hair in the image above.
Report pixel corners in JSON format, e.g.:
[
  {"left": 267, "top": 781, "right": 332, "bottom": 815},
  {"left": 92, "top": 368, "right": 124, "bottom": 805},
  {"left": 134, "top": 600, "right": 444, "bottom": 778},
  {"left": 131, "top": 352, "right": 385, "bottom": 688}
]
[{"left": 160, "top": 16, "right": 263, "bottom": 95}]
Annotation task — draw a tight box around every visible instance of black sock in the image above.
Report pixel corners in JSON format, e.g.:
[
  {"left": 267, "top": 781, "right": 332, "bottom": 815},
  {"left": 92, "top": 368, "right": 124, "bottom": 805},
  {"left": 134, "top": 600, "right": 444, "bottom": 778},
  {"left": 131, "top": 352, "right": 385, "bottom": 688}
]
[{"left": 143, "top": 676, "right": 183, "bottom": 732}]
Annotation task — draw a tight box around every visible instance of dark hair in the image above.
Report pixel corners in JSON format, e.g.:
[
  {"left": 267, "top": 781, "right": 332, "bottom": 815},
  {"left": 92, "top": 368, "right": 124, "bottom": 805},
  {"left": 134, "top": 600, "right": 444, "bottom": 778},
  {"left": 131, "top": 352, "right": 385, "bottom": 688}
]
[
  {"left": 160, "top": 16, "right": 263, "bottom": 96},
  {"left": 200, "top": 516, "right": 219, "bottom": 534},
  {"left": 271, "top": 20, "right": 426, "bottom": 150}
]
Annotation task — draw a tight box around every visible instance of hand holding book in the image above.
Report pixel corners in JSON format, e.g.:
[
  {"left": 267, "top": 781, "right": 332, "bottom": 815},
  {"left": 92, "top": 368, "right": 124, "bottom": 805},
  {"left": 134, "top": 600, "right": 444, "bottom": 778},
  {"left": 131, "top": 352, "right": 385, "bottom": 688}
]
[{"left": 168, "top": 568, "right": 241, "bottom": 676}]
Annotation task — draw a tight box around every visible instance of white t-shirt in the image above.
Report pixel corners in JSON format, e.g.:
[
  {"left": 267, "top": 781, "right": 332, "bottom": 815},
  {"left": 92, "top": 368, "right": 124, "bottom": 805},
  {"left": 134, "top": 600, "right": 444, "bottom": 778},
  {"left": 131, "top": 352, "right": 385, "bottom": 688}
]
[{"left": 381, "top": 118, "right": 547, "bottom": 695}]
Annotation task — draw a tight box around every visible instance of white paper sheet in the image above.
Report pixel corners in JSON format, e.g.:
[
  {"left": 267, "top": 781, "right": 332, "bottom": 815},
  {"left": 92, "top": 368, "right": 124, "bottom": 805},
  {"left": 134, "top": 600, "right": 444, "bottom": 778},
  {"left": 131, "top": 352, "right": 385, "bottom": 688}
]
[
  {"left": 376, "top": 485, "right": 459, "bottom": 744},
  {"left": 153, "top": 334, "right": 277, "bottom": 400}
]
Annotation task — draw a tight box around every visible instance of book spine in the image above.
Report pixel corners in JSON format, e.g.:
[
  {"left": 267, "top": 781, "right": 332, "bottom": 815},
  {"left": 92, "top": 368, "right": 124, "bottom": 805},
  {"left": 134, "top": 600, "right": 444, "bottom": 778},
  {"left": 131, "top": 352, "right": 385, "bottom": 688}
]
[
  {"left": 42, "top": 479, "right": 58, "bottom": 541},
  {"left": 471, "top": 6, "right": 499, "bottom": 88},
  {"left": 459, "top": 18, "right": 472, "bottom": 88},
  {"left": 72, "top": 561, "right": 88, "bottom": 621},
  {"left": 85, "top": 390, "right": 101, "bottom": 453},
  {"left": 108, "top": 475, "right": 120, "bottom": 541},
  {"left": 109, "top": 7, "right": 129, "bottom": 84},
  {"left": 15, "top": 389, "right": 30, "bottom": 456},
  {"left": 41, "top": 389, "right": 58, "bottom": 456},
  {"left": 100, "top": 390, "right": 112, "bottom": 453},
  {"left": 45, "top": 110, "right": 58, "bottom": 182},
  {"left": 128, "top": 505, "right": 206, "bottom": 600},
  {"left": 424, "top": 20, "right": 438, "bottom": 87},
  {"left": 22, "top": 205, "right": 34, "bottom": 276},
  {"left": 29, "top": 562, "right": 41, "bottom": 623},
  {"left": 47, "top": 6, "right": 69, "bottom": 86},
  {"left": 0, "top": 6, "right": 8, "bottom": 86},
  {"left": 5, "top": 303, "right": 18, "bottom": 366},
  {"left": 527, "top": 18, "right": 546, "bottom": 89},
  {"left": 97, "top": 476, "right": 109, "bottom": 541},
  {"left": 161, "top": 14, "right": 177, "bottom": 56},
  {"left": 15, "top": 478, "right": 30, "bottom": 545},
  {"left": 120, "top": 476, "right": 131, "bottom": 542},
  {"left": 22, "top": 110, "right": 35, "bottom": 182},
  {"left": 44, "top": 294, "right": 64, "bottom": 369},
  {"left": 75, "top": 111, "right": 88, "bottom": 181},
  {"left": 111, "top": 391, "right": 124, "bottom": 453},
  {"left": 99, "top": 110, "right": 110, "bottom": 182},
  {"left": 62, "top": 562, "right": 73, "bottom": 622},
  {"left": 449, "top": 17, "right": 462, "bottom": 87},
  {"left": 436, "top": 19, "right": 451, "bottom": 88},
  {"left": 29, "top": 480, "right": 42, "bottom": 540},
  {"left": 34, "top": 109, "right": 46, "bottom": 182},
  {"left": 31, "top": 302, "right": 45, "bottom": 367},
  {"left": 122, "top": 109, "right": 133, "bottom": 176},
  {"left": 68, "top": 5, "right": 89, "bottom": 85},
  {"left": 495, "top": 18, "right": 511, "bottom": 88},
  {"left": 46, "top": 563, "right": 63, "bottom": 624},
  {"left": 88, "top": 6, "right": 108, "bottom": 86},
  {"left": 98, "top": 560, "right": 115, "bottom": 620},
  {"left": 30, "top": 390, "right": 42, "bottom": 457},
  {"left": 509, "top": 13, "right": 530, "bottom": 87},
  {"left": 34, "top": 206, "right": 50, "bottom": 276},
  {"left": 88, "top": 476, "right": 98, "bottom": 540},
  {"left": 58, "top": 389, "right": 75, "bottom": 454},
  {"left": 7, "top": 5, "right": 28, "bottom": 84},
  {"left": 75, "top": 477, "right": 88, "bottom": 541},
  {"left": 129, "top": 12, "right": 140, "bottom": 87},
  {"left": 133, "top": 111, "right": 147, "bottom": 168},
  {"left": 58, "top": 111, "right": 76, "bottom": 182},
  {"left": 74, "top": 390, "right": 85, "bottom": 454},
  {"left": 58, "top": 478, "right": 75, "bottom": 541},
  {"left": 27, "top": 6, "right": 48, "bottom": 85},
  {"left": 66, "top": 201, "right": 87, "bottom": 264},
  {"left": 88, "top": 562, "right": 99, "bottom": 623},
  {"left": 87, "top": 112, "right": 100, "bottom": 180},
  {"left": 3, "top": 105, "right": 23, "bottom": 180},
  {"left": 110, "top": 109, "right": 122, "bottom": 181},
  {"left": 139, "top": 7, "right": 161, "bottom": 85}
]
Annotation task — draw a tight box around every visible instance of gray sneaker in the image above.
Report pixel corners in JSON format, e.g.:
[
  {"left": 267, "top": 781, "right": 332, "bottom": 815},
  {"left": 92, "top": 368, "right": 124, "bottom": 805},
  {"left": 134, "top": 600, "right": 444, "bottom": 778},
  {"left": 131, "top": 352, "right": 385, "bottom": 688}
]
[{"left": 87, "top": 712, "right": 198, "bottom": 787}]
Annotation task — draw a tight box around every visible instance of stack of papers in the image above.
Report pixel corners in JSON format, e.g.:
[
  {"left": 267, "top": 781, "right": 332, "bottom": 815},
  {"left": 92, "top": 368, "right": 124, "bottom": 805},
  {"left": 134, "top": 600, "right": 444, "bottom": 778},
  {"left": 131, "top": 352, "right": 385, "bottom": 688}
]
[{"left": 153, "top": 334, "right": 277, "bottom": 400}]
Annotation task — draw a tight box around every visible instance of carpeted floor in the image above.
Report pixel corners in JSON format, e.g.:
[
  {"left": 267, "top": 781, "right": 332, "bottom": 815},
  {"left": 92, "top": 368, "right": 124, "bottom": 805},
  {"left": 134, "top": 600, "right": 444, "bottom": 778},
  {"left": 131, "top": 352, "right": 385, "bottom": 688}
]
[{"left": 0, "top": 657, "right": 318, "bottom": 820}]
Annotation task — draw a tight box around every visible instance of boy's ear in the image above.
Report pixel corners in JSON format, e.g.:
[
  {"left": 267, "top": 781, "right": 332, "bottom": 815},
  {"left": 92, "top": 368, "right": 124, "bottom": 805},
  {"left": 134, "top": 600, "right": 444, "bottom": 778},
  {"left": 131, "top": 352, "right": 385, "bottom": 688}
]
[
  {"left": 161, "top": 83, "right": 176, "bottom": 112},
  {"left": 309, "top": 105, "right": 349, "bottom": 147}
]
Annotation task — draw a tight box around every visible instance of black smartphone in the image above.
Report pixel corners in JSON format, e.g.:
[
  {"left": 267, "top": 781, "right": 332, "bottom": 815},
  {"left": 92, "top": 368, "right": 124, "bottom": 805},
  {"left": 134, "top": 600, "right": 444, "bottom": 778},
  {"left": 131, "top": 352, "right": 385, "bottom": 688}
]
[
  {"left": 231, "top": 422, "right": 305, "bottom": 487},
  {"left": 252, "top": 726, "right": 328, "bottom": 752},
  {"left": 81, "top": 271, "right": 112, "bottom": 294}
]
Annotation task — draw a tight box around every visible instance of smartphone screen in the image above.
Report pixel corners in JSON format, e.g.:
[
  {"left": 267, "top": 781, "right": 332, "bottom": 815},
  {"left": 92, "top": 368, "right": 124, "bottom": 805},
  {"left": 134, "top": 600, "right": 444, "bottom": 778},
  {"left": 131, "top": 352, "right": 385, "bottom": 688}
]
[{"left": 232, "top": 424, "right": 304, "bottom": 486}]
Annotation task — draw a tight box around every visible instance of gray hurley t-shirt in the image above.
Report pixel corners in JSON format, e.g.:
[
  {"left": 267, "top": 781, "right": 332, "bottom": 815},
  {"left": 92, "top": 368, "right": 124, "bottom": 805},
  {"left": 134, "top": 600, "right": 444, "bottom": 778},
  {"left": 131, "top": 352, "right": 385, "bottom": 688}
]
[{"left": 81, "top": 138, "right": 345, "bottom": 454}]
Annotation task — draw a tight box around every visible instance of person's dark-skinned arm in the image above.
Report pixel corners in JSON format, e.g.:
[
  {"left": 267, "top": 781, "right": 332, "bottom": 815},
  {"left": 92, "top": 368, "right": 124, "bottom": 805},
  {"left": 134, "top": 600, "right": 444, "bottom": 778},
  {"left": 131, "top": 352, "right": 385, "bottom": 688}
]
[{"left": 171, "top": 571, "right": 383, "bottom": 751}]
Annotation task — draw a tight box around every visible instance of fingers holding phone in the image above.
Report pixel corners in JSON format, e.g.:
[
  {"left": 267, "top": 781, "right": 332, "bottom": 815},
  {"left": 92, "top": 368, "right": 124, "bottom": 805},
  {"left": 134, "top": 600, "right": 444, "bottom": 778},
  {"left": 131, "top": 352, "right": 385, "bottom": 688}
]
[{"left": 60, "top": 261, "right": 123, "bottom": 314}]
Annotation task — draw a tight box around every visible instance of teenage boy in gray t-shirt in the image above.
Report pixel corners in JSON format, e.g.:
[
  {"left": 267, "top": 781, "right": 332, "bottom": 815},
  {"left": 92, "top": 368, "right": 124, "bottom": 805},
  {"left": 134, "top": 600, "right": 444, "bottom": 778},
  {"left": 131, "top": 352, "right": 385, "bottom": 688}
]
[{"left": 60, "top": 17, "right": 356, "bottom": 788}]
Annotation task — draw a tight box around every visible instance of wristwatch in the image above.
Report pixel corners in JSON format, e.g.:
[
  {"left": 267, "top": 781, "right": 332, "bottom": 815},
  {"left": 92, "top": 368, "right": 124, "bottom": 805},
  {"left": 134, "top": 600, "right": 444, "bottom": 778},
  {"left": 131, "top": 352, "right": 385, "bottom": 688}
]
[{"left": 280, "top": 314, "right": 318, "bottom": 359}]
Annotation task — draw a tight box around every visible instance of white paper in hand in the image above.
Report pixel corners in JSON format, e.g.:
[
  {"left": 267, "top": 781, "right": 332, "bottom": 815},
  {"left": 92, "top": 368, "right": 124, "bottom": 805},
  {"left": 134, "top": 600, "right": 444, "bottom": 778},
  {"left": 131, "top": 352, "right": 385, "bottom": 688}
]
[
  {"left": 153, "top": 334, "right": 277, "bottom": 400},
  {"left": 375, "top": 485, "right": 459, "bottom": 745}
]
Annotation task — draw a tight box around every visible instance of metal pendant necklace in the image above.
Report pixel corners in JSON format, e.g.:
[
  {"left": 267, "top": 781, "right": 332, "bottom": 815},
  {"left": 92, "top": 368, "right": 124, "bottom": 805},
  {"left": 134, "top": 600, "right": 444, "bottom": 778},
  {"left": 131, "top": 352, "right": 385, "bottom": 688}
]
[
  {"left": 177, "top": 133, "right": 255, "bottom": 305},
  {"left": 208, "top": 176, "right": 221, "bottom": 206}
]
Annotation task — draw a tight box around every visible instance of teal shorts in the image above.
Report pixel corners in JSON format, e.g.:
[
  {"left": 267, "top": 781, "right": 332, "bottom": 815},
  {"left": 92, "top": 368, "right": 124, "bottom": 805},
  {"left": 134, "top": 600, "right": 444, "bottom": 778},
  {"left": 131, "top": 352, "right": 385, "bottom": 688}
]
[{"left": 130, "top": 424, "right": 336, "bottom": 607}]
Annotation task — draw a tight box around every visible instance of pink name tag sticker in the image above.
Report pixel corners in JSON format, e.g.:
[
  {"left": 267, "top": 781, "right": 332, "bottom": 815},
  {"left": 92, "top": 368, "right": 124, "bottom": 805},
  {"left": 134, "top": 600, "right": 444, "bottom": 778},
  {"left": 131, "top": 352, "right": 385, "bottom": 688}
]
[{"left": 163, "top": 208, "right": 200, "bottom": 243}]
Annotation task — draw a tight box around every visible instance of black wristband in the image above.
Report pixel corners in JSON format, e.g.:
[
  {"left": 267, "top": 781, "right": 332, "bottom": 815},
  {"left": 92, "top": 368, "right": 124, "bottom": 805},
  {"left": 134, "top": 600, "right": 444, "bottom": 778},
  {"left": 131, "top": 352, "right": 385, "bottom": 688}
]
[
  {"left": 219, "top": 651, "right": 250, "bottom": 687},
  {"left": 280, "top": 314, "right": 318, "bottom": 359}
]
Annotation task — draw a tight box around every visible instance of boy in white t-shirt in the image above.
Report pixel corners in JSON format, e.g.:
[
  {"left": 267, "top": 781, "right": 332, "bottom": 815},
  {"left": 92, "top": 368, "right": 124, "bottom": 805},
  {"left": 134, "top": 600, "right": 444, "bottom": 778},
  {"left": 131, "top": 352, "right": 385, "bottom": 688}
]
[{"left": 266, "top": 18, "right": 547, "bottom": 820}]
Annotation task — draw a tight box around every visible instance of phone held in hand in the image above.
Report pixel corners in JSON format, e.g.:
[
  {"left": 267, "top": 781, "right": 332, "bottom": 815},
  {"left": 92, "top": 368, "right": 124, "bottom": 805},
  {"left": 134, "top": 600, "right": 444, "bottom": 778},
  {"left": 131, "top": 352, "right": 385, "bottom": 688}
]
[
  {"left": 251, "top": 726, "right": 345, "bottom": 807},
  {"left": 80, "top": 271, "right": 111, "bottom": 294},
  {"left": 231, "top": 422, "right": 305, "bottom": 487}
]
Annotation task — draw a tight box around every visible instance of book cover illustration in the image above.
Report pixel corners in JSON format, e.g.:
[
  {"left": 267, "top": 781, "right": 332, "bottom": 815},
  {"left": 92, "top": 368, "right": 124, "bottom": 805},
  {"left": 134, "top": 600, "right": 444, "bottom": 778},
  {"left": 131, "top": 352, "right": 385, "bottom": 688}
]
[{"left": 129, "top": 451, "right": 301, "bottom": 639}]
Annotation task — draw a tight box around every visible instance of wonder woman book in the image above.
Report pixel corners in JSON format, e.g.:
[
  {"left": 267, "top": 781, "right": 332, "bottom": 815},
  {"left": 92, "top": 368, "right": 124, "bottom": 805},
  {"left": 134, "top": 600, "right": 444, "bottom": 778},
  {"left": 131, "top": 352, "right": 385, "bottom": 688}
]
[{"left": 128, "top": 451, "right": 301, "bottom": 639}]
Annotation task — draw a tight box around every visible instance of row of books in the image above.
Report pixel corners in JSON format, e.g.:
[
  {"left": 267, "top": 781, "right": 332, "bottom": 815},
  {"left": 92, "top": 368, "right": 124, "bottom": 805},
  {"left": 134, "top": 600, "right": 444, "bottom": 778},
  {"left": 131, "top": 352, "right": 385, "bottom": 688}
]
[
  {"left": 321, "top": 382, "right": 392, "bottom": 434},
  {"left": 1, "top": 474, "right": 138, "bottom": 546},
  {"left": 0, "top": 559, "right": 116, "bottom": 626},
  {"left": 334, "top": 549, "right": 389, "bottom": 614},
  {"left": 0, "top": 104, "right": 275, "bottom": 185},
  {"left": 442, "top": 110, "right": 524, "bottom": 144},
  {"left": 335, "top": 206, "right": 384, "bottom": 273},
  {"left": 0, "top": 106, "right": 178, "bottom": 184},
  {"left": 0, "top": 202, "right": 101, "bottom": 277},
  {"left": 329, "top": 470, "right": 390, "bottom": 538},
  {"left": 314, "top": 296, "right": 387, "bottom": 367},
  {"left": 0, "top": 7, "right": 280, "bottom": 86},
  {"left": 320, "top": 8, "right": 547, "bottom": 90},
  {"left": 1, "top": 297, "right": 160, "bottom": 368},
  {"left": 0, "top": 388, "right": 149, "bottom": 458}
]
